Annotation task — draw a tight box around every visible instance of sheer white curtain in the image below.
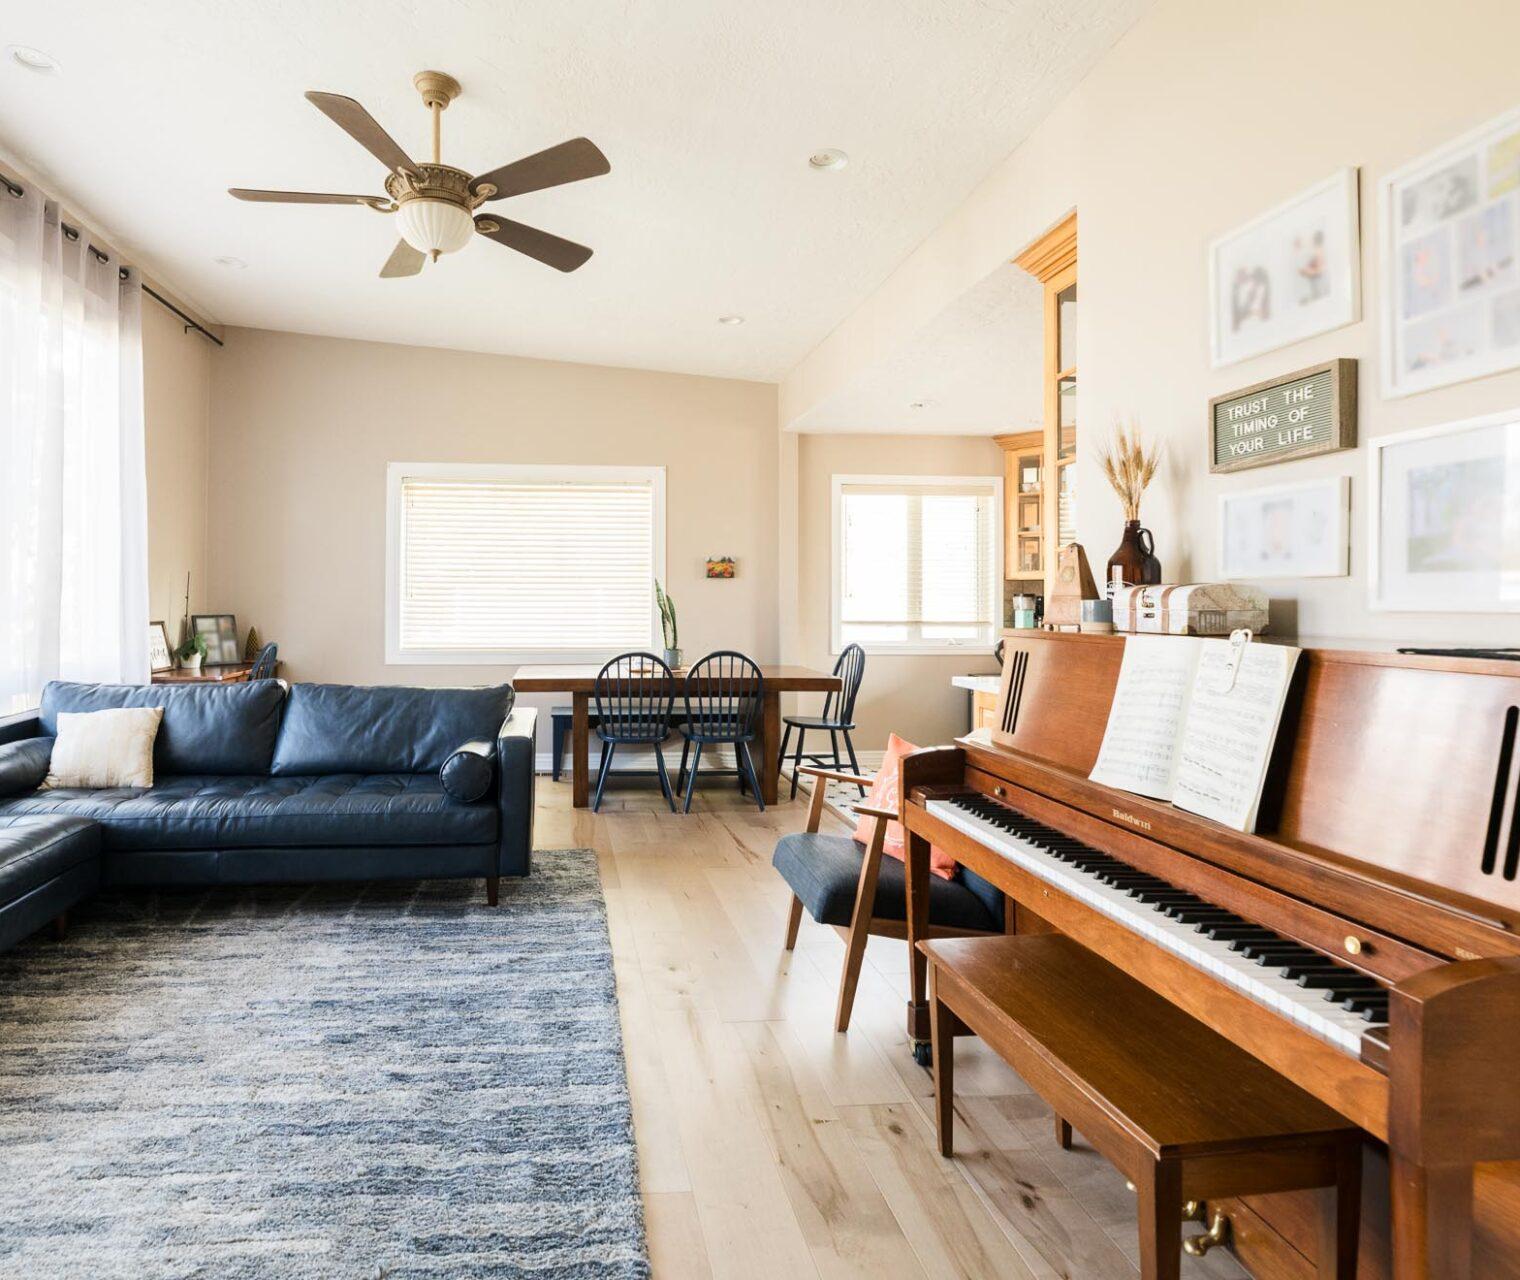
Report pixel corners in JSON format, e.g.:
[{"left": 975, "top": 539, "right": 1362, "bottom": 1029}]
[{"left": 0, "top": 184, "right": 149, "bottom": 715}]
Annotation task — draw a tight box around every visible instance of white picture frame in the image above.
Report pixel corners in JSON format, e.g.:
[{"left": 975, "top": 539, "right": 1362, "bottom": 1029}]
[
  {"left": 1209, "top": 168, "right": 1361, "bottom": 368},
  {"left": 1368, "top": 410, "right": 1520, "bottom": 612},
  {"left": 1218, "top": 476, "right": 1351, "bottom": 580},
  {"left": 1380, "top": 104, "right": 1520, "bottom": 398}
]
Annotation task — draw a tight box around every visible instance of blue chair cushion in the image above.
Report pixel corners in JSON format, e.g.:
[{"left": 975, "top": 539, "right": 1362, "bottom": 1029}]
[
  {"left": 40, "top": 680, "right": 286, "bottom": 775},
  {"left": 771, "top": 831, "right": 1001, "bottom": 932},
  {"left": 271, "top": 683, "right": 514, "bottom": 776},
  {"left": 0, "top": 815, "right": 101, "bottom": 900},
  {"left": 0, "top": 774, "right": 496, "bottom": 851}
]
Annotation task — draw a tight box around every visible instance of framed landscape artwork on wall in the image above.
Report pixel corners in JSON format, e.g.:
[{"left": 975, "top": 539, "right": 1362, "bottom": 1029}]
[
  {"left": 1369, "top": 411, "right": 1520, "bottom": 612},
  {"left": 1209, "top": 168, "right": 1361, "bottom": 367},
  {"left": 1380, "top": 104, "right": 1520, "bottom": 397},
  {"left": 1218, "top": 476, "right": 1350, "bottom": 580}
]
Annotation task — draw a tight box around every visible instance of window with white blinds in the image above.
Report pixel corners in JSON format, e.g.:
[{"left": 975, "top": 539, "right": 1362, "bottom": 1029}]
[
  {"left": 831, "top": 475, "right": 1001, "bottom": 653},
  {"left": 386, "top": 464, "right": 664, "bottom": 663}
]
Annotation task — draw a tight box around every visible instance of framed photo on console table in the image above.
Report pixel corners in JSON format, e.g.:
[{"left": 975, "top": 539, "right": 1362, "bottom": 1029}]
[
  {"left": 191, "top": 614, "right": 241, "bottom": 665},
  {"left": 1369, "top": 411, "right": 1519, "bottom": 612},
  {"left": 1380, "top": 104, "right": 1520, "bottom": 397},
  {"left": 1209, "top": 168, "right": 1361, "bottom": 367}
]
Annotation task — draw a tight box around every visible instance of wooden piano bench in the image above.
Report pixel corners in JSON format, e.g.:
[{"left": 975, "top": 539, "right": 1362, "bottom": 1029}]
[{"left": 922, "top": 933, "right": 1363, "bottom": 1280}]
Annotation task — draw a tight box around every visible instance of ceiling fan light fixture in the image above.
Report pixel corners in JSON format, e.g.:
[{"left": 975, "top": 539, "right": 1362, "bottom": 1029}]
[{"left": 395, "top": 197, "right": 475, "bottom": 257}]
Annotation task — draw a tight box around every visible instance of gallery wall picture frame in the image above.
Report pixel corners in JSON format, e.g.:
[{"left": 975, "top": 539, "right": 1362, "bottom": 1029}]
[
  {"left": 1209, "top": 168, "right": 1362, "bottom": 368},
  {"left": 1218, "top": 475, "right": 1351, "bottom": 581},
  {"left": 1368, "top": 410, "right": 1519, "bottom": 612},
  {"left": 1379, "top": 103, "right": 1520, "bottom": 398},
  {"left": 191, "top": 613, "right": 241, "bottom": 665},
  {"left": 148, "top": 621, "right": 174, "bottom": 673}
]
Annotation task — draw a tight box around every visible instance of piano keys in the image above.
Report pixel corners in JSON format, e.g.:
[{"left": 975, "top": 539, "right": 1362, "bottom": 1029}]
[{"left": 897, "top": 631, "right": 1520, "bottom": 1280}]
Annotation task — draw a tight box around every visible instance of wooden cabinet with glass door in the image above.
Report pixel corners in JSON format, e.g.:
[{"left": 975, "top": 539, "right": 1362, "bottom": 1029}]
[
  {"left": 1014, "top": 213, "right": 1077, "bottom": 603},
  {"left": 994, "top": 430, "right": 1043, "bottom": 582}
]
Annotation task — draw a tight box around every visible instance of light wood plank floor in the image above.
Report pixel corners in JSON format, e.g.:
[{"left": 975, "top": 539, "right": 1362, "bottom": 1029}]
[{"left": 534, "top": 777, "right": 1248, "bottom": 1280}]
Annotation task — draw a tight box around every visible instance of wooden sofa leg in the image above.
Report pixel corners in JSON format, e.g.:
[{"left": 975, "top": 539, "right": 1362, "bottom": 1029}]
[
  {"left": 784, "top": 895, "right": 804, "bottom": 950},
  {"left": 1056, "top": 1116, "right": 1073, "bottom": 1150},
  {"left": 486, "top": 876, "right": 500, "bottom": 907},
  {"left": 52, "top": 912, "right": 67, "bottom": 942}
]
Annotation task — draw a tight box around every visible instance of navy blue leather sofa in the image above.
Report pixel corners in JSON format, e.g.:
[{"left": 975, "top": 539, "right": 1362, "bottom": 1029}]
[{"left": 0, "top": 679, "right": 536, "bottom": 951}]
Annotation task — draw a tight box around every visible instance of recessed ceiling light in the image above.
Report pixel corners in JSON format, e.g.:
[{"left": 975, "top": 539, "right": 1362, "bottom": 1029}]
[
  {"left": 808, "top": 148, "right": 849, "bottom": 171},
  {"left": 718, "top": 314, "right": 745, "bottom": 326},
  {"left": 214, "top": 255, "right": 248, "bottom": 270},
  {"left": 6, "top": 45, "right": 60, "bottom": 75}
]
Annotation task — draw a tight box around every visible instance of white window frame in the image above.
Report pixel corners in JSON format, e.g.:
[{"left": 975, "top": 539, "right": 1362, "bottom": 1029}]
[
  {"left": 830, "top": 472, "right": 1004, "bottom": 656},
  {"left": 385, "top": 461, "right": 667, "bottom": 665}
]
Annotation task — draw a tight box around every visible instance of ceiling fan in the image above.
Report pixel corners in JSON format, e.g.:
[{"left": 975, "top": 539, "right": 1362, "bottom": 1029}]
[{"left": 230, "top": 70, "right": 609, "bottom": 277}]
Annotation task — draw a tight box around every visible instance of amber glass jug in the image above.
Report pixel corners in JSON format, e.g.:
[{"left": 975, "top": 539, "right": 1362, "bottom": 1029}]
[{"left": 1105, "top": 521, "right": 1161, "bottom": 596}]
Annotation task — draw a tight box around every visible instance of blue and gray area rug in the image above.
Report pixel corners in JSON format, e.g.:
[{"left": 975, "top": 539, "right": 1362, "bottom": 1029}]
[{"left": 0, "top": 851, "right": 648, "bottom": 1280}]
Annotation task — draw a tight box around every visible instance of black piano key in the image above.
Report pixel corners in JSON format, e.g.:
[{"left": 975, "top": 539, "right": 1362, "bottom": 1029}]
[
  {"left": 1241, "top": 942, "right": 1319, "bottom": 963},
  {"left": 1298, "top": 972, "right": 1383, "bottom": 992},
  {"left": 1278, "top": 962, "right": 1348, "bottom": 978},
  {"left": 1199, "top": 924, "right": 1268, "bottom": 941}
]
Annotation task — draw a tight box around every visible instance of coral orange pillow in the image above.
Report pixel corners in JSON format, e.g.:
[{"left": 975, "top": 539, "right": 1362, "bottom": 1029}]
[{"left": 851, "top": 733, "right": 957, "bottom": 880}]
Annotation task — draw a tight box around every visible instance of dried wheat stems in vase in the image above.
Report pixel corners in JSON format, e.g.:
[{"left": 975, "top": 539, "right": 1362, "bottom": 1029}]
[{"left": 1098, "top": 421, "right": 1160, "bottom": 522}]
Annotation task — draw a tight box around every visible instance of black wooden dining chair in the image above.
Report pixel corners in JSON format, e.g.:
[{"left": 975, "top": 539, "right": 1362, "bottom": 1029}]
[
  {"left": 779, "top": 643, "right": 866, "bottom": 799},
  {"left": 676, "top": 650, "right": 765, "bottom": 813},
  {"left": 592, "top": 652, "right": 678, "bottom": 813},
  {"left": 249, "top": 642, "right": 279, "bottom": 680}
]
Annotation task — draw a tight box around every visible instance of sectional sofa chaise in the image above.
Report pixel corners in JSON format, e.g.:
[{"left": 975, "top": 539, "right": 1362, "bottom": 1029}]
[{"left": 0, "top": 679, "right": 535, "bottom": 951}]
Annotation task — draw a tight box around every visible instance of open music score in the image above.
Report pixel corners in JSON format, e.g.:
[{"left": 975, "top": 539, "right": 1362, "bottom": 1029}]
[{"left": 1088, "top": 633, "right": 1299, "bottom": 832}]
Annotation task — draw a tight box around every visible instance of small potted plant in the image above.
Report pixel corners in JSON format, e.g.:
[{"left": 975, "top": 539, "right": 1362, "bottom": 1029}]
[
  {"left": 176, "top": 630, "right": 208, "bottom": 674},
  {"left": 654, "top": 580, "right": 680, "bottom": 669}
]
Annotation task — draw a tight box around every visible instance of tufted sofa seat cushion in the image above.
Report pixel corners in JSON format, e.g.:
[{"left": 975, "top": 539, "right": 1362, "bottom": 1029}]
[
  {"left": 0, "top": 774, "right": 497, "bottom": 851},
  {"left": 0, "top": 816, "right": 101, "bottom": 900}
]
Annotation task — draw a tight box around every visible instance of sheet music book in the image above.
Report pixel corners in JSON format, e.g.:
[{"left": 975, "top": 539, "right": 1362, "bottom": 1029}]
[{"left": 1088, "top": 634, "right": 1300, "bottom": 832}]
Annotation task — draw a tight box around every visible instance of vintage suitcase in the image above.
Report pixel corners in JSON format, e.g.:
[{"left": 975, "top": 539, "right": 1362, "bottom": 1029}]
[{"left": 1112, "top": 583, "right": 1269, "bottom": 635}]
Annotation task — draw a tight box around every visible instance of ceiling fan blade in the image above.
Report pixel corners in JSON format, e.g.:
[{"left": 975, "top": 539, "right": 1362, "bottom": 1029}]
[
  {"left": 471, "top": 138, "right": 610, "bottom": 201},
  {"left": 230, "top": 188, "right": 384, "bottom": 205},
  {"left": 474, "top": 216, "right": 593, "bottom": 272},
  {"left": 305, "top": 91, "right": 416, "bottom": 174},
  {"left": 380, "top": 239, "right": 426, "bottom": 278}
]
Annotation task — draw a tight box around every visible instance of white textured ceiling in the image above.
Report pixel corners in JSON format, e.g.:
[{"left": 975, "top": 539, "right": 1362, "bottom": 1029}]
[
  {"left": 793, "top": 261, "right": 1045, "bottom": 434},
  {"left": 0, "top": 0, "right": 1145, "bottom": 381}
]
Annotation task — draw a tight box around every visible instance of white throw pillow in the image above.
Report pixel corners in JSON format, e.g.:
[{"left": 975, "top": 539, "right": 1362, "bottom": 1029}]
[{"left": 44, "top": 707, "right": 165, "bottom": 789}]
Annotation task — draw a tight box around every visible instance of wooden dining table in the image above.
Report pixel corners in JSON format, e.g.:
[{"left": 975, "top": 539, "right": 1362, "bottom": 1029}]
[{"left": 513, "top": 663, "right": 841, "bottom": 808}]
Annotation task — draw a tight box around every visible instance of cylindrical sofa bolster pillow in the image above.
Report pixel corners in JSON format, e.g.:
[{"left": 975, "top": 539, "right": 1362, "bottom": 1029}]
[
  {"left": 441, "top": 740, "right": 496, "bottom": 803},
  {"left": 0, "top": 737, "right": 53, "bottom": 796}
]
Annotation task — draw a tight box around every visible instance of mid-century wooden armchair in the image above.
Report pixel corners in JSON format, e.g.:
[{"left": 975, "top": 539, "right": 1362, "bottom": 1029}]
[{"left": 772, "top": 765, "right": 1007, "bottom": 1033}]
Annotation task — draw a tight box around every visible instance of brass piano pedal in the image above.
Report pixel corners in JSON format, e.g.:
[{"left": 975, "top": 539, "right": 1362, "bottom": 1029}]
[
  {"left": 1182, "top": 1207, "right": 1231, "bottom": 1256},
  {"left": 1182, "top": 1200, "right": 1202, "bottom": 1220}
]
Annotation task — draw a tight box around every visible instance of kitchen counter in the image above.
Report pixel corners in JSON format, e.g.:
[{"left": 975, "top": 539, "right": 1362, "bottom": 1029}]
[{"left": 950, "top": 674, "right": 1002, "bottom": 694}]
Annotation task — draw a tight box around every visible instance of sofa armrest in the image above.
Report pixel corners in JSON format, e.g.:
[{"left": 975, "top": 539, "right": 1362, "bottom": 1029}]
[
  {"left": 0, "top": 736, "right": 52, "bottom": 796},
  {"left": 0, "top": 711, "right": 43, "bottom": 748},
  {"left": 495, "top": 706, "right": 538, "bottom": 877}
]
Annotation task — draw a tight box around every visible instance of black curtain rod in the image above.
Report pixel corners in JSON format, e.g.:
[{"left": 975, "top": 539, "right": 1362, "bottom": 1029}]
[{"left": 1, "top": 171, "right": 223, "bottom": 347}]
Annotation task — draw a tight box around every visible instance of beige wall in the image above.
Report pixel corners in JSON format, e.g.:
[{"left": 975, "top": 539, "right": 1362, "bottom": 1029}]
[
  {"left": 143, "top": 299, "right": 212, "bottom": 646},
  {"left": 795, "top": 433, "right": 1003, "bottom": 753},
  {"left": 783, "top": 0, "right": 1520, "bottom": 646},
  {"left": 205, "top": 327, "right": 778, "bottom": 747}
]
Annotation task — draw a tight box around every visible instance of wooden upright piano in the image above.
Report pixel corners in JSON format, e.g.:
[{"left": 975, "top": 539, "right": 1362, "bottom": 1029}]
[{"left": 900, "top": 631, "right": 1520, "bottom": 1279}]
